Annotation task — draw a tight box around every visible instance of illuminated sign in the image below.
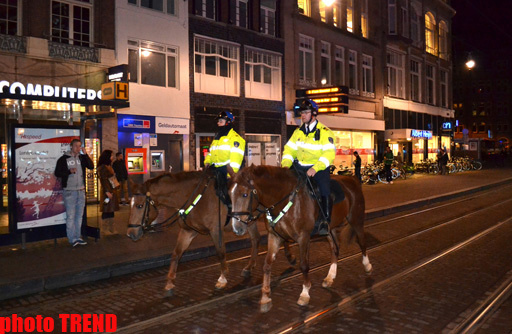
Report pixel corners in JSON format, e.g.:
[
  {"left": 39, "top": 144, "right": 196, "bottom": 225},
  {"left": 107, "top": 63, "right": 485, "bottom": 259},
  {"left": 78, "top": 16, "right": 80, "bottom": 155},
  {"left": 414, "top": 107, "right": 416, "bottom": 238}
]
[
  {"left": 442, "top": 122, "right": 452, "bottom": 130},
  {"left": 123, "top": 119, "right": 150, "bottom": 129},
  {"left": 410, "top": 129, "right": 433, "bottom": 139},
  {"left": 295, "top": 86, "right": 349, "bottom": 115},
  {"left": 101, "top": 82, "right": 129, "bottom": 101},
  {"left": 0, "top": 81, "right": 102, "bottom": 101},
  {"left": 108, "top": 64, "right": 129, "bottom": 82}
]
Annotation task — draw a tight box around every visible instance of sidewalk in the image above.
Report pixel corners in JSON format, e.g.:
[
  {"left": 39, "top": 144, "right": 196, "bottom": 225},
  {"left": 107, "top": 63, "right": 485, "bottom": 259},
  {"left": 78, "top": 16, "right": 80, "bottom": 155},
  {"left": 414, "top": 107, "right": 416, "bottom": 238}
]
[{"left": 1, "top": 167, "right": 512, "bottom": 301}]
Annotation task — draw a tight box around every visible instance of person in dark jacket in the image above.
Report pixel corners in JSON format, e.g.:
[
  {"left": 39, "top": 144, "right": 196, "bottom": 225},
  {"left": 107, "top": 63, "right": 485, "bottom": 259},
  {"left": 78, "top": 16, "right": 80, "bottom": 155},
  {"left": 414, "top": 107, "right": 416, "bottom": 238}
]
[
  {"left": 353, "top": 151, "right": 362, "bottom": 183},
  {"left": 54, "top": 139, "right": 94, "bottom": 247},
  {"left": 440, "top": 149, "right": 449, "bottom": 175},
  {"left": 98, "top": 150, "right": 120, "bottom": 234},
  {"left": 112, "top": 152, "right": 130, "bottom": 205}
]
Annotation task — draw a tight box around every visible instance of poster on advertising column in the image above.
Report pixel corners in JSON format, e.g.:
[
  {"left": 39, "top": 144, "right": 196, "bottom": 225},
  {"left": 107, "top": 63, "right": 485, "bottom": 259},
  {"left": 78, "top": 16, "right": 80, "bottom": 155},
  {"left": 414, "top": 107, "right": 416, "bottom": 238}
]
[
  {"left": 13, "top": 127, "right": 80, "bottom": 230},
  {"left": 247, "top": 143, "right": 262, "bottom": 166}
]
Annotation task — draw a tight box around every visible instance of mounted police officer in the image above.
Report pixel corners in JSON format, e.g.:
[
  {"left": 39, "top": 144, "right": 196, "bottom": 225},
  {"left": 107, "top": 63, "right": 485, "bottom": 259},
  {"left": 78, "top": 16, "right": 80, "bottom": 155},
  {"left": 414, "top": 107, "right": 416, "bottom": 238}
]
[
  {"left": 204, "top": 111, "right": 246, "bottom": 209},
  {"left": 281, "top": 99, "right": 336, "bottom": 236}
]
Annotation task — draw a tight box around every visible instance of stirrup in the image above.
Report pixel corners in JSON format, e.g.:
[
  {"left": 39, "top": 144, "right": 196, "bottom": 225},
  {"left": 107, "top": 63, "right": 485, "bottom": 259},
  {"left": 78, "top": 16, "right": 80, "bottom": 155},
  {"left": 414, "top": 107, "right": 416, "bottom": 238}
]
[{"left": 317, "top": 222, "right": 330, "bottom": 236}]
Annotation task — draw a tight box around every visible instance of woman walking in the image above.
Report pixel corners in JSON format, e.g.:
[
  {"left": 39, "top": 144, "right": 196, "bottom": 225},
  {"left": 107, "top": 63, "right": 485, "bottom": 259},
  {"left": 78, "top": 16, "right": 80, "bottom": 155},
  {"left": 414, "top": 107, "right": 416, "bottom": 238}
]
[{"left": 97, "top": 149, "right": 120, "bottom": 234}]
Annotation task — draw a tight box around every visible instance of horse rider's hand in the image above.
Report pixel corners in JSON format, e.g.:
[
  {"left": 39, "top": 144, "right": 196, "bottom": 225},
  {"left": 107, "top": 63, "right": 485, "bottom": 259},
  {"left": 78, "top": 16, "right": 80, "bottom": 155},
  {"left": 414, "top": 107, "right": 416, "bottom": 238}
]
[
  {"left": 227, "top": 165, "right": 235, "bottom": 178},
  {"left": 205, "top": 163, "right": 210, "bottom": 169},
  {"left": 307, "top": 168, "right": 316, "bottom": 177}
]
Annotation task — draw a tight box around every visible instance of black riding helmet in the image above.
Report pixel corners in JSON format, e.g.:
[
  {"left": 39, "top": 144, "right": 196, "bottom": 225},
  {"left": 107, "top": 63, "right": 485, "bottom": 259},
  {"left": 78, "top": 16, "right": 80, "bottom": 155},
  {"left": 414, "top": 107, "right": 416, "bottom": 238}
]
[
  {"left": 215, "top": 111, "right": 234, "bottom": 123},
  {"left": 294, "top": 99, "right": 319, "bottom": 116}
]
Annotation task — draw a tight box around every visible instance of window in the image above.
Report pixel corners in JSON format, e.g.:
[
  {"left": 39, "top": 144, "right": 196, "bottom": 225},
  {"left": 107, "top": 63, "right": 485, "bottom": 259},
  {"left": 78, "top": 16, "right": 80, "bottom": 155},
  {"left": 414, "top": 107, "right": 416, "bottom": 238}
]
[
  {"left": 425, "top": 12, "right": 436, "bottom": 55},
  {"left": 128, "top": 0, "right": 176, "bottom": 15},
  {"left": 230, "top": 0, "right": 248, "bottom": 28},
  {"left": 479, "top": 122, "right": 485, "bottom": 133},
  {"left": 195, "top": 0, "right": 215, "bottom": 19},
  {"left": 260, "top": 0, "right": 276, "bottom": 36},
  {"left": 299, "top": 34, "right": 314, "bottom": 85},
  {"left": 297, "top": 0, "right": 310, "bottom": 17},
  {"left": 410, "top": 60, "right": 421, "bottom": 102},
  {"left": 346, "top": 0, "right": 353, "bottom": 32},
  {"left": 426, "top": 64, "right": 435, "bottom": 104},
  {"left": 348, "top": 50, "right": 358, "bottom": 93},
  {"left": 361, "top": 0, "right": 368, "bottom": 38},
  {"left": 128, "top": 40, "right": 178, "bottom": 88},
  {"left": 319, "top": 1, "right": 326, "bottom": 23},
  {"left": 194, "top": 36, "right": 239, "bottom": 95},
  {"left": 410, "top": 4, "right": 420, "bottom": 46},
  {"left": 333, "top": 1, "right": 341, "bottom": 28},
  {"left": 321, "top": 41, "right": 331, "bottom": 85},
  {"left": 401, "top": 3, "right": 408, "bottom": 38},
  {"left": 387, "top": 50, "right": 404, "bottom": 98},
  {"left": 362, "top": 54, "right": 374, "bottom": 97},
  {"left": 245, "top": 48, "right": 282, "bottom": 100},
  {"left": 388, "top": 0, "right": 396, "bottom": 34},
  {"left": 334, "top": 46, "right": 344, "bottom": 86},
  {"left": 440, "top": 70, "right": 448, "bottom": 108},
  {"left": 51, "top": 0, "right": 92, "bottom": 46},
  {"left": 0, "top": 0, "right": 19, "bottom": 35},
  {"left": 439, "top": 21, "right": 449, "bottom": 60}
]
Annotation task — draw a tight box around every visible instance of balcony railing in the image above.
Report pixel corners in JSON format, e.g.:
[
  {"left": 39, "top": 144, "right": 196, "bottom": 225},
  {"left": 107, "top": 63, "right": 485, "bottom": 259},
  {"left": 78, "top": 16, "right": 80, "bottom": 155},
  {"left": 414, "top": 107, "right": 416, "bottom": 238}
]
[
  {"left": 48, "top": 41, "right": 99, "bottom": 63},
  {"left": 0, "top": 34, "right": 27, "bottom": 54}
]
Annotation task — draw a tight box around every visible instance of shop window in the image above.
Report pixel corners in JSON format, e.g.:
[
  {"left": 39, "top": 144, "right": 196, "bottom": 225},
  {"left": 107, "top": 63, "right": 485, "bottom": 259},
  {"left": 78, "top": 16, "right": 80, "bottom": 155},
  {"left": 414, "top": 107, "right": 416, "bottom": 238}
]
[
  {"left": 128, "top": 40, "right": 179, "bottom": 88},
  {"left": 128, "top": 0, "right": 176, "bottom": 15},
  {"left": 260, "top": 0, "right": 276, "bottom": 36},
  {"left": 0, "top": 0, "right": 19, "bottom": 35},
  {"left": 194, "top": 36, "right": 239, "bottom": 95},
  {"left": 244, "top": 47, "right": 282, "bottom": 101},
  {"left": 51, "top": 0, "right": 92, "bottom": 47}
]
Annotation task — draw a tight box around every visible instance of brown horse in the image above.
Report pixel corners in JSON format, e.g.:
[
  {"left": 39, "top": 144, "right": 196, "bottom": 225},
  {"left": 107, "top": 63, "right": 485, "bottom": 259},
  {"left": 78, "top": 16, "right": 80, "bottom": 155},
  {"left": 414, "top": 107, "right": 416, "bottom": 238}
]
[
  {"left": 229, "top": 165, "right": 372, "bottom": 312},
  {"left": 126, "top": 171, "right": 296, "bottom": 296}
]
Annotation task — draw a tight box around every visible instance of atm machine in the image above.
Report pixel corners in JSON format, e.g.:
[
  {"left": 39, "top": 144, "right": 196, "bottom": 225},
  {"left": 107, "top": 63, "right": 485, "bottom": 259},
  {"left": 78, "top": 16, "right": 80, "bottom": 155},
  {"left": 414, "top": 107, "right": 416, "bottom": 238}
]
[{"left": 125, "top": 148, "right": 147, "bottom": 174}]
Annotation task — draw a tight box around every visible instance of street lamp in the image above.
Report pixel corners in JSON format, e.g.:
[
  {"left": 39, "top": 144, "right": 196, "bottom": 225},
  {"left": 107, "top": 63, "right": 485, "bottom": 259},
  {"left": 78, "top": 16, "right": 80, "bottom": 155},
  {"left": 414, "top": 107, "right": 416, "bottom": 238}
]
[
  {"left": 322, "top": 0, "right": 335, "bottom": 6},
  {"left": 466, "top": 59, "right": 475, "bottom": 70}
]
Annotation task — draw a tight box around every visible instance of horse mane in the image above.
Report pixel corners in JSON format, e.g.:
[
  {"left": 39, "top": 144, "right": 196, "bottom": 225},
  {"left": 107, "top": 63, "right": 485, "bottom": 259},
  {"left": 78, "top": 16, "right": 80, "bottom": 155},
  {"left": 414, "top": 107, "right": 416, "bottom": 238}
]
[
  {"left": 145, "top": 171, "right": 204, "bottom": 188},
  {"left": 233, "top": 165, "right": 297, "bottom": 187}
]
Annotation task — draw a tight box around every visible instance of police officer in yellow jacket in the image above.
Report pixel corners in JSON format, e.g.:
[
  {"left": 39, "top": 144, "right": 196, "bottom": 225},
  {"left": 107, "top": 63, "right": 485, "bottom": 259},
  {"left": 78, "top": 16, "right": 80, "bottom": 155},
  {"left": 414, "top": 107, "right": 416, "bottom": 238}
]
[
  {"left": 282, "top": 99, "right": 335, "bottom": 235},
  {"left": 205, "top": 111, "right": 246, "bottom": 208}
]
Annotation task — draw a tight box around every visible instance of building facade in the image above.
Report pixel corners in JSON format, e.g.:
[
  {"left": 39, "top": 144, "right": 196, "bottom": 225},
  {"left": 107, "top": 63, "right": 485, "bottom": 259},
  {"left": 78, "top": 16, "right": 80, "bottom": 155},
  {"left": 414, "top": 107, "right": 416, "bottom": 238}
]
[{"left": 188, "top": 0, "right": 285, "bottom": 170}]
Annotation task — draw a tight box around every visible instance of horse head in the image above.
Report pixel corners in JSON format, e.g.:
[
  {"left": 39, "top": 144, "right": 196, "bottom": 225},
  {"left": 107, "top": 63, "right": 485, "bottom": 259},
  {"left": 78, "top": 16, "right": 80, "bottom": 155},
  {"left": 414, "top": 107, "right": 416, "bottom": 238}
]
[
  {"left": 126, "top": 181, "right": 153, "bottom": 241},
  {"left": 229, "top": 166, "right": 262, "bottom": 236}
]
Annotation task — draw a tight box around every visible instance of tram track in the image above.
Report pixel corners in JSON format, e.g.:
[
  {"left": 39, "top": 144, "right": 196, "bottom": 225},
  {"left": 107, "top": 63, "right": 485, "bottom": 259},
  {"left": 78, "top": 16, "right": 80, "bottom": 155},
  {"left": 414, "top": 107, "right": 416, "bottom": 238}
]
[
  {"left": 112, "top": 192, "right": 512, "bottom": 333},
  {"left": 3, "top": 184, "right": 512, "bottom": 325}
]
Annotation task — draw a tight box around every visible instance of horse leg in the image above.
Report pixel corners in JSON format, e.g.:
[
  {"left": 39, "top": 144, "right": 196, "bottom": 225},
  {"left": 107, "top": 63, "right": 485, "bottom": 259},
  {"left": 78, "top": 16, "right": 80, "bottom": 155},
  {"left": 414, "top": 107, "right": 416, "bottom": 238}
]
[
  {"left": 283, "top": 241, "right": 297, "bottom": 266},
  {"left": 353, "top": 220, "right": 373, "bottom": 273},
  {"left": 297, "top": 234, "right": 312, "bottom": 306},
  {"left": 260, "top": 233, "right": 282, "bottom": 313},
  {"left": 241, "top": 223, "right": 260, "bottom": 278},
  {"left": 210, "top": 227, "right": 229, "bottom": 290},
  {"left": 322, "top": 228, "right": 341, "bottom": 288},
  {"left": 164, "top": 228, "right": 198, "bottom": 296}
]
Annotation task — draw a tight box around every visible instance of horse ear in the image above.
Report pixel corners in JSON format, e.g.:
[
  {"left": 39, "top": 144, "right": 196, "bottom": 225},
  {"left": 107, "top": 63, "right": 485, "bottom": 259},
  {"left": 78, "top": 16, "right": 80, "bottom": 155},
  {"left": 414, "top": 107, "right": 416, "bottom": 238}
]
[{"left": 130, "top": 180, "right": 144, "bottom": 194}]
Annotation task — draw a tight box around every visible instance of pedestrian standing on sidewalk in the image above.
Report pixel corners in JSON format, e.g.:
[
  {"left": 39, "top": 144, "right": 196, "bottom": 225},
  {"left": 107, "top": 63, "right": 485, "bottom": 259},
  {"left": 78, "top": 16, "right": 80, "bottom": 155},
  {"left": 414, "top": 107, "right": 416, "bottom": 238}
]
[
  {"left": 440, "top": 149, "right": 449, "bottom": 175},
  {"left": 112, "top": 152, "right": 130, "bottom": 205},
  {"left": 54, "top": 138, "right": 94, "bottom": 247},
  {"left": 353, "top": 151, "right": 362, "bottom": 183},
  {"left": 384, "top": 146, "right": 394, "bottom": 184},
  {"left": 97, "top": 150, "right": 120, "bottom": 234}
]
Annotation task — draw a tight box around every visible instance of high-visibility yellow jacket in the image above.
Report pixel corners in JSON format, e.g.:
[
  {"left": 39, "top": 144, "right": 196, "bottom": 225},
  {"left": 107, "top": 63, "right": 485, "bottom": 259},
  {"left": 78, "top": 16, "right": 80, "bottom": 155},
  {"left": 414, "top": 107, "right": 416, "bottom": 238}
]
[
  {"left": 281, "top": 121, "right": 335, "bottom": 172},
  {"left": 205, "top": 129, "right": 246, "bottom": 173}
]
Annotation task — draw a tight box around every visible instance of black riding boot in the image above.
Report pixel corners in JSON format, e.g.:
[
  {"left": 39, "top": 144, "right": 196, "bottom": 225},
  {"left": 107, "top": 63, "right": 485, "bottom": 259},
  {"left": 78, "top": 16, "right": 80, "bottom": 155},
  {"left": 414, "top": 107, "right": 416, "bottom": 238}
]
[{"left": 318, "top": 196, "right": 332, "bottom": 236}]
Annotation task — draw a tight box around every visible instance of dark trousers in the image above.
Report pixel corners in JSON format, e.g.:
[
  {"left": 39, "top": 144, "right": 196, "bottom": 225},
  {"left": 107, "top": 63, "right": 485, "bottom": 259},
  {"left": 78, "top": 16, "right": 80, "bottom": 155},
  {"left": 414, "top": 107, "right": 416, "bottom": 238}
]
[
  {"left": 213, "top": 165, "right": 231, "bottom": 206},
  {"left": 385, "top": 164, "right": 392, "bottom": 182},
  {"left": 355, "top": 167, "right": 361, "bottom": 183}
]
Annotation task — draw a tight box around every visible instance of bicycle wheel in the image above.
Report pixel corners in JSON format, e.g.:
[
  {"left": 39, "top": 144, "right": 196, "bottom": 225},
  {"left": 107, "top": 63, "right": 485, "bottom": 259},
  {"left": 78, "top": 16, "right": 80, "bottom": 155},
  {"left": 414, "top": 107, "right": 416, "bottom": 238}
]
[{"left": 472, "top": 161, "right": 482, "bottom": 170}]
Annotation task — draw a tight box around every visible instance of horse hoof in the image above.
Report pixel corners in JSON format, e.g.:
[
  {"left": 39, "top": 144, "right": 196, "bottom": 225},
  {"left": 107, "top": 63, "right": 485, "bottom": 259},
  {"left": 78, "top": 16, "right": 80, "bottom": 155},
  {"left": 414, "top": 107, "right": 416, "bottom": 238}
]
[
  {"left": 163, "top": 289, "right": 174, "bottom": 297},
  {"left": 322, "top": 279, "right": 333, "bottom": 288},
  {"left": 364, "top": 263, "right": 373, "bottom": 274},
  {"left": 260, "top": 301, "right": 273, "bottom": 313},
  {"left": 215, "top": 281, "right": 227, "bottom": 290},
  {"left": 241, "top": 269, "right": 251, "bottom": 278},
  {"left": 297, "top": 295, "right": 310, "bottom": 306}
]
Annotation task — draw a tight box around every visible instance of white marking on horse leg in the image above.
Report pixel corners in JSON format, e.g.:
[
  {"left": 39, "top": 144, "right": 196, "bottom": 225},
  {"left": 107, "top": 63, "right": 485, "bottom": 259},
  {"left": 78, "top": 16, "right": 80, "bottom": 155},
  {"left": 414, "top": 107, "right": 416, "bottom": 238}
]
[
  {"left": 327, "top": 263, "right": 337, "bottom": 281},
  {"left": 300, "top": 284, "right": 310, "bottom": 299},
  {"left": 130, "top": 197, "right": 135, "bottom": 208},
  {"left": 215, "top": 274, "right": 228, "bottom": 289},
  {"left": 362, "top": 255, "right": 373, "bottom": 272},
  {"left": 297, "top": 284, "right": 311, "bottom": 306}
]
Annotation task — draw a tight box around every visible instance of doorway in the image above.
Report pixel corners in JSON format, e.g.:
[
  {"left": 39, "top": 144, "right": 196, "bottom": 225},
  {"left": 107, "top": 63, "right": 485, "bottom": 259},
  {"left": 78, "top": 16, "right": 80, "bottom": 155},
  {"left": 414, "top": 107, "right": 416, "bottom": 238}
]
[{"left": 168, "top": 140, "right": 183, "bottom": 173}]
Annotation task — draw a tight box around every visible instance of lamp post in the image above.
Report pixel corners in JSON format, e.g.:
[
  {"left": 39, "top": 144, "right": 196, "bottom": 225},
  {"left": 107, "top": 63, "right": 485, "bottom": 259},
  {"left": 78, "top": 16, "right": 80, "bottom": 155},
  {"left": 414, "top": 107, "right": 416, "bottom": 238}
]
[{"left": 322, "top": 0, "right": 335, "bottom": 6}]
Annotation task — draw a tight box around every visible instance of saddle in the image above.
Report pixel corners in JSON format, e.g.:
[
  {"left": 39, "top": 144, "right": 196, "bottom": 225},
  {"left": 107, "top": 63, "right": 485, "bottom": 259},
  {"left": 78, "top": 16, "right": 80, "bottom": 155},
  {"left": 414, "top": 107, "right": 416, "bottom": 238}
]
[{"left": 292, "top": 167, "right": 345, "bottom": 204}]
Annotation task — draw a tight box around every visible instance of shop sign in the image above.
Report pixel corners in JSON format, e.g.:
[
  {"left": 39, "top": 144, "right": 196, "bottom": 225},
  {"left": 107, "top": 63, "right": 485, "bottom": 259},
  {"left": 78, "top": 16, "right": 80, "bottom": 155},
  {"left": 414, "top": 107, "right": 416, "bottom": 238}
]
[
  {"left": 155, "top": 117, "right": 189, "bottom": 135},
  {"left": 295, "top": 86, "right": 349, "bottom": 114},
  {"left": 442, "top": 122, "right": 452, "bottom": 130},
  {"left": 101, "top": 81, "right": 129, "bottom": 101},
  {"left": 410, "top": 129, "right": 432, "bottom": 139},
  {"left": 108, "top": 64, "right": 129, "bottom": 82},
  {"left": 0, "top": 81, "right": 102, "bottom": 101}
]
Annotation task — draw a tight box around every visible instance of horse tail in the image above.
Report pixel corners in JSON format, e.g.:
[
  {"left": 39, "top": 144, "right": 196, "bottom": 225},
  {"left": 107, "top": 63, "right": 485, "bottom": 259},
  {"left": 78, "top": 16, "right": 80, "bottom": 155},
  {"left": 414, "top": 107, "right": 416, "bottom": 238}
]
[{"left": 338, "top": 175, "right": 366, "bottom": 241}]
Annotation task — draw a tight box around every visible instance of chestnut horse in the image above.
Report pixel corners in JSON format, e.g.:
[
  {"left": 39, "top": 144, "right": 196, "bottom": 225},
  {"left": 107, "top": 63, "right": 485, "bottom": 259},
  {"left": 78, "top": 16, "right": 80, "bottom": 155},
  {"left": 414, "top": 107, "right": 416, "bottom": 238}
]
[
  {"left": 126, "top": 171, "right": 296, "bottom": 296},
  {"left": 229, "top": 165, "right": 372, "bottom": 312}
]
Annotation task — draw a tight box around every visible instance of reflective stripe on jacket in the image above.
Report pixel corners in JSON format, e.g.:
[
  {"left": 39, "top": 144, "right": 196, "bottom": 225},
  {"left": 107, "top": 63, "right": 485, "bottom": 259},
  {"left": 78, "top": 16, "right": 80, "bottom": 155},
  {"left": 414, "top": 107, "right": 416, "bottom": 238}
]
[
  {"left": 281, "top": 121, "right": 335, "bottom": 172},
  {"left": 204, "top": 129, "right": 246, "bottom": 173}
]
